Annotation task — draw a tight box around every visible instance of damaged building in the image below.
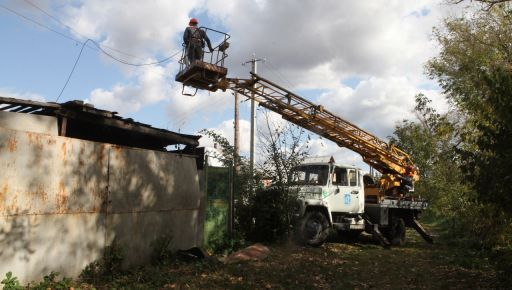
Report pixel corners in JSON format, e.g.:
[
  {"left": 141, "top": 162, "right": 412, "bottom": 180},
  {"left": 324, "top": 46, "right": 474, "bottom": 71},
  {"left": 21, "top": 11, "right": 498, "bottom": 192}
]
[{"left": 0, "top": 96, "right": 205, "bottom": 283}]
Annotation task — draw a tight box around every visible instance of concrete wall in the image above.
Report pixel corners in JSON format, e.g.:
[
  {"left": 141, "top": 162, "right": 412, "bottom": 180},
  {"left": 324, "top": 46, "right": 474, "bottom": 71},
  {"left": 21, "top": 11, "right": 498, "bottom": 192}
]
[{"left": 0, "top": 114, "right": 204, "bottom": 283}]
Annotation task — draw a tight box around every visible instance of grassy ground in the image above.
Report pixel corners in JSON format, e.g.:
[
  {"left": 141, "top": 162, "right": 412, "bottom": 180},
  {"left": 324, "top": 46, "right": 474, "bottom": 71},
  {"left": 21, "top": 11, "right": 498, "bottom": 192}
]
[{"left": 75, "top": 226, "right": 503, "bottom": 290}]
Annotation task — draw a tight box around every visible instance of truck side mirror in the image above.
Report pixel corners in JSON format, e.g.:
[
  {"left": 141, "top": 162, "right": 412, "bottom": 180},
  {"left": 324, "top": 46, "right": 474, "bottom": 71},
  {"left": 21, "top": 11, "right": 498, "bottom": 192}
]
[{"left": 335, "top": 188, "right": 340, "bottom": 194}]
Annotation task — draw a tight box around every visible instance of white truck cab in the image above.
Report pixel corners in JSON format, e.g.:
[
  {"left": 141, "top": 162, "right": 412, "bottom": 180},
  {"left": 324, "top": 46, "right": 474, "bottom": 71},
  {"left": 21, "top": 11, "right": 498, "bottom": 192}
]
[
  {"left": 292, "top": 156, "right": 431, "bottom": 247},
  {"left": 292, "top": 157, "right": 364, "bottom": 215}
]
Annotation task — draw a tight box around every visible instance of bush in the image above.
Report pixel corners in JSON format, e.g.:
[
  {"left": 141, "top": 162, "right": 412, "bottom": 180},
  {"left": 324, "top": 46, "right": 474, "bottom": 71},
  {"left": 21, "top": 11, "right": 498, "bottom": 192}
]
[
  {"left": 205, "top": 230, "right": 246, "bottom": 256},
  {"left": 1, "top": 272, "right": 21, "bottom": 290},
  {"left": 80, "top": 242, "right": 124, "bottom": 282},
  {"left": 250, "top": 187, "right": 297, "bottom": 243},
  {"left": 150, "top": 233, "right": 173, "bottom": 266},
  {"left": 31, "top": 271, "right": 72, "bottom": 290}
]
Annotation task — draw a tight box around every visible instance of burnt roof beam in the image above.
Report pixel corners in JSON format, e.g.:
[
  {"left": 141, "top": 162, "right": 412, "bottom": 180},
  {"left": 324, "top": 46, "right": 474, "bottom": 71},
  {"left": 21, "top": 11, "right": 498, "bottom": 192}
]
[{"left": 55, "top": 109, "right": 200, "bottom": 147}]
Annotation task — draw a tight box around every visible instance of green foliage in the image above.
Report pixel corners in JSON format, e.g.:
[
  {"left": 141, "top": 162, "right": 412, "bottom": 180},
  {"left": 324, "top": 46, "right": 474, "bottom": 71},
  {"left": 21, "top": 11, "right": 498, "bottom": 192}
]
[
  {"left": 205, "top": 229, "right": 246, "bottom": 256},
  {"left": 391, "top": 94, "right": 466, "bottom": 217},
  {"left": 80, "top": 242, "right": 124, "bottom": 282},
  {"left": 393, "top": 4, "right": 512, "bottom": 283},
  {"left": 200, "top": 113, "right": 308, "bottom": 245},
  {"left": 250, "top": 187, "right": 298, "bottom": 243},
  {"left": 150, "top": 233, "right": 173, "bottom": 266},
  {"left": 1, "top": 272, "right": 21, "bottom": 290},
  {"left": 31, "top": 271, "right": 72, "bottom": 290},
  {"left": 258, "top": 110, "right": 310, "bottom": 187},
  {"left": 427, "top": 5, "right": 512, "bottom": 217},
  {"left": 199, "top": 129, "right": 239, "bottom": 167}
]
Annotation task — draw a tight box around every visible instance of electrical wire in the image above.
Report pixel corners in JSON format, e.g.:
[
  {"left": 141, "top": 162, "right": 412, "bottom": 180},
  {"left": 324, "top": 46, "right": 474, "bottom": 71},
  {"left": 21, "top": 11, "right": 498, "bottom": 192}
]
[
  {"left": 0, "top": 3, "right": 78, "bottom": 43},
  {"left": 22, "top": 0, "right": 141, "bottom": 61},
  {"left": 0, "top": 3, "right": 182, "bottom": 67},
  {"left": 263, "top": 60, "right": 297, "bottom": 90},
  {"left": 3, "top": 1, "right": 233, "bottom": 126},
  {"left": 56, "top": 39, "right": 91, "bottom": 102}
]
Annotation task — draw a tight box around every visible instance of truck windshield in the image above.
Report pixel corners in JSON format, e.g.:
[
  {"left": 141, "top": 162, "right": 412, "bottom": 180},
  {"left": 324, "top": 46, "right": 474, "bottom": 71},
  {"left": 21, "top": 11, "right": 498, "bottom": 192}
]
[{"left": 291, "top": 165, "right": 329, "bottom": 186}]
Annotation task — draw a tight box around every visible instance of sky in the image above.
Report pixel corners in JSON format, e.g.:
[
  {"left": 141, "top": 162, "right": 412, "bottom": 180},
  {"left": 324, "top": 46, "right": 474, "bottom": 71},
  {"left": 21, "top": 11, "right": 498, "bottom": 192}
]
[{"left": 0, "top": 0, "right": 468, "bottom": 170}]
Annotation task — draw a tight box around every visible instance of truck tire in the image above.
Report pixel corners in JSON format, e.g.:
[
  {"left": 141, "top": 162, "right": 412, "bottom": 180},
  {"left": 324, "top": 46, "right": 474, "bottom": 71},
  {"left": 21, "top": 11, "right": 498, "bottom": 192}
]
[
  {"left": 297, "top": 211, "right": 330, "bottom": 247},
  {"left": 385, "top": 217, "right": 406, "bottom": 246}
]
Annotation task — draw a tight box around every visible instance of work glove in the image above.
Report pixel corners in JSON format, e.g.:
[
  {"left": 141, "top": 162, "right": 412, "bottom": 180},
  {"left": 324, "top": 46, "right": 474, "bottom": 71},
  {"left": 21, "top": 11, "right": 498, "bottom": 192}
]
[{"left": 209, "top": 46, "right": 214, "bottom": 53}]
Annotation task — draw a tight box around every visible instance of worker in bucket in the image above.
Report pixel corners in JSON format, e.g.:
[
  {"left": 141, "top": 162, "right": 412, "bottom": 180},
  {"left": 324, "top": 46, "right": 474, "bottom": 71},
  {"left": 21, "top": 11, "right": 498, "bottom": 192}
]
[{"left": 183, "top": 18, "right": 214, "bottom": 65}]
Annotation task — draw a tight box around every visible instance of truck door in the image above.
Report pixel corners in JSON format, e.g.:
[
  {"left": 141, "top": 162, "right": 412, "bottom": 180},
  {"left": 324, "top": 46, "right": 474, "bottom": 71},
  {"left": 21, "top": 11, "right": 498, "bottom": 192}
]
[{"left": 329, "top": 166, "right": 363, "bottom": 213}]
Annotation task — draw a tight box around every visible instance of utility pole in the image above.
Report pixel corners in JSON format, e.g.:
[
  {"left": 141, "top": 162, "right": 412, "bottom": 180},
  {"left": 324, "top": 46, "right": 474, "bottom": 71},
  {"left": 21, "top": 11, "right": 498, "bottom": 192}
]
[
  {"left": 230, "top": 91, "right": 240, "bottom": 238},
  {"left": 243, "top": 54, "right": 264, "bottom": 192},
  {"left": 233, "top": 92, "right": 240, "bottom": 172}
]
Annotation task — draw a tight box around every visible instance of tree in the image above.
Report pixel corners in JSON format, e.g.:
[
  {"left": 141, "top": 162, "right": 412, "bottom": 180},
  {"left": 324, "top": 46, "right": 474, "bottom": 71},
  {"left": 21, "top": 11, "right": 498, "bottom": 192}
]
[
  {"left": 427, "top": 5, "right": 512, "bottom": 217},
  {"left": 451, "top": 0, "right": 512, "bottom": 10},
  {"left": 257, "top": 110, "right": 310, "bottom": 187},
  {"left": 391, "top": 94, "right": 468, "bottom": 222},
  {"left": 246, "top": 109, "right": 311, "bottom": 241}
]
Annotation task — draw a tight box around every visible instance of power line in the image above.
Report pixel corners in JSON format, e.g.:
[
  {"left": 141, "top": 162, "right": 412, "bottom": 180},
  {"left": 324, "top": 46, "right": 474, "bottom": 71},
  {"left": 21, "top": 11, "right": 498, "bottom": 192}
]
[
  {"left": 0, "top": 3, "right": 181, "bottom": 67},
  {"left": 0, "top": 3, "right": 78, "bottom": 43},
  {"left": 56, "top": 39, "right": 91, "bottom": 102},
  {"left": 90, "top": 41, "right": 179, "bottom": 67},
  {"left": 3, "top": 1, "right": 229, "bottom": 125},
  {"left": 263, "top": 60, "right": 297, "bottom": 90},
  {"left": 22, "top": 0, "right": 141, "bottom": 61}
]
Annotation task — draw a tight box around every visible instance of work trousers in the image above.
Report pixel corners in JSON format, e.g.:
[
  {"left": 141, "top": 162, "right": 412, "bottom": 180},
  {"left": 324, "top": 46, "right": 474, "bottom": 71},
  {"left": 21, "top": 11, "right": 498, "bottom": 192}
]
[{"left": 187, "top": 44, "right": 203, "bottom": 65}]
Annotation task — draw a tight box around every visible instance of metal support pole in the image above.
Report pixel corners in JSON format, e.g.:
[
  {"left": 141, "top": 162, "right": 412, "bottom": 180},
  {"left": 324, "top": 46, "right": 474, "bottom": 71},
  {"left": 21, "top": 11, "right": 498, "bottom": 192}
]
[
  {"left": 243, "top": 54, "right": 264, "bottom": 192},
  {"left": 234, "top": 92, "right": 240, "bottom": 172}
]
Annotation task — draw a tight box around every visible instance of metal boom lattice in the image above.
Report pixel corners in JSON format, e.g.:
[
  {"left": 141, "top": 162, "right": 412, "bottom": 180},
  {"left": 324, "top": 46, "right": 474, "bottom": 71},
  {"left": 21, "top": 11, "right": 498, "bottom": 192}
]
[{"left": 223, "top": 73, "right": 414, "bottom": 177}]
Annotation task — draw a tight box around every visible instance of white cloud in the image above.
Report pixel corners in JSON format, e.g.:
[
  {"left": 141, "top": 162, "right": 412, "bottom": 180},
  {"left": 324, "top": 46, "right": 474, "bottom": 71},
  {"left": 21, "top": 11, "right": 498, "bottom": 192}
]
[
  {"left": 307, "top": 138, "right": 367, "bottom": 170},
  {"left": 316, "top": 76, "right": 447, "bottom": 140},
  {"left": 0, "top": 88, "right": 45, "bottom": 102},
  {"left": 198, "top": 118, "right": 251, "bottom": 153},
  {"left": 217, "top": 0, "right": 451, "bottom": 85},
  {"left": 85, "top": 64, "right": 170, "bottom": 114},
  {"left": 165, "top": 87, "right": 233, "bottom": 132},
  {"left": 64, "top": 0, "right": 198, "bottom": 59},
  {"left": 10, "top": 1, "right": 457, "bottom": 151}
]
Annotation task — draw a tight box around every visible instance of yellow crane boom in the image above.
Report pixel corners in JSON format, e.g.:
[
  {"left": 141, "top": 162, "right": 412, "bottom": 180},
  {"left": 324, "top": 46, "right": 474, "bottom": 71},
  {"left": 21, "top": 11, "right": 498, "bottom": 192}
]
[
  {"left": 218, "top": 73, "right": 419, "bottom": 185},
  {"left": 175, "top": 28, "right": 418, "bottom": 194}
]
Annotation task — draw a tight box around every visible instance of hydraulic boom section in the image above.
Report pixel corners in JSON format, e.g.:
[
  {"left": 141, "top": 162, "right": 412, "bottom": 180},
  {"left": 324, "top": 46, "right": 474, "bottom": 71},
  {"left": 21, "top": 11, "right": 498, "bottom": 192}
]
[{"left": 218, "top": 73, "right": 419, "bottom": 193}]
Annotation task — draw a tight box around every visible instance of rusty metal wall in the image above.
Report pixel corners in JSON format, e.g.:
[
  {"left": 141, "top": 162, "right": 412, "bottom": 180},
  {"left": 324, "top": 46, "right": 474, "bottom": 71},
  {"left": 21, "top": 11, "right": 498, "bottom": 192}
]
[
  {"left": 107, "top": 147, "right": 204, "bottom": 266},
  {"left": 0, "top": 118, "right": 203, "bottom": 283}
]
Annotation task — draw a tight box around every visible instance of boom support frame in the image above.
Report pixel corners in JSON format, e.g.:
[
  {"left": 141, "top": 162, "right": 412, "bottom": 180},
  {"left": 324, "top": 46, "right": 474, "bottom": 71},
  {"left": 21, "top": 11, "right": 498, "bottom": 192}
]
[{"left": 218, "top": 73, "right": 418, "bottom": 182}]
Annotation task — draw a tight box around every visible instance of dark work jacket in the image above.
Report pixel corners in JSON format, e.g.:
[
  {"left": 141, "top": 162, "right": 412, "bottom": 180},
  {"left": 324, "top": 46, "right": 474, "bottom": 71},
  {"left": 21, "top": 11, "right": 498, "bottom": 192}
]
[{"left": 183, "top": 26, "right": 212, "bottom": 49}]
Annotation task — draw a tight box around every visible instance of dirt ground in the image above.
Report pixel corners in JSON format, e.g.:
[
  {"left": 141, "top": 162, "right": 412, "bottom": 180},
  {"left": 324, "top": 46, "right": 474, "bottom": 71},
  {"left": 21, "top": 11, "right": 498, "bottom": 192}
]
[{"left": 81, "top": 228, "right": 501, "bottom": 289}]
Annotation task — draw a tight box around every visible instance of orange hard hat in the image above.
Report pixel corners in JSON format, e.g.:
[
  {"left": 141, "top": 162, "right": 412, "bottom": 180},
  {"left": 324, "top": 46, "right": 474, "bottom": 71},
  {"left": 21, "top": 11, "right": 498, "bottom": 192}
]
[{"left": 189, "top": 18, "right": 198, "bottom": 25}]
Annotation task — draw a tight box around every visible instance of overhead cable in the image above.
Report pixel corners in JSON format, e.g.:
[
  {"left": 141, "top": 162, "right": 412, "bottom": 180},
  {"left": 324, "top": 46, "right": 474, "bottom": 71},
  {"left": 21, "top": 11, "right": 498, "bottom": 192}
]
[{"left": 1, "top": 3, "right": 181, "bottom": 67}]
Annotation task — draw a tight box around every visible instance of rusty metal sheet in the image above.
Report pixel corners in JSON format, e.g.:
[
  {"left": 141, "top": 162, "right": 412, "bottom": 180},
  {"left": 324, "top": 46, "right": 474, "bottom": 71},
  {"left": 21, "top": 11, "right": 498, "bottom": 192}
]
[
  {"left": 0, "top": 128, "right": 108, "bottom": 216},
  {"left": 0, "top": 125, "right": 204, "bottom": 283},
  {"left": 106, "top": 210, "right": 202, "bottom": 267},
  {"left": 0, "top": 213, "right": 105, "bottom": 283},
  {"left": 106, "top": 146, "right": 204, "bottom": 267},
  {"left": 107, "top": 147, "right": 201, "bottom": 213}
]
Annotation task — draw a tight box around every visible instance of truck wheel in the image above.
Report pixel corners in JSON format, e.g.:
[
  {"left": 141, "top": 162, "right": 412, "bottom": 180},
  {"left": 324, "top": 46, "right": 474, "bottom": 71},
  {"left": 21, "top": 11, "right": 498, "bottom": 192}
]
[
  {"left": 385, "top": 217, "right": 406, "bottom": 246},
  {"left": 297, "top": 211, "right": 330, "bottom": 247}
]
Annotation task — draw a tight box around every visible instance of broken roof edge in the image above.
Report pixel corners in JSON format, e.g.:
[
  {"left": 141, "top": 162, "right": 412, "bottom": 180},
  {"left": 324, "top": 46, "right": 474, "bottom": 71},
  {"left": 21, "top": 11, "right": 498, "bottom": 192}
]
[{"left": 0, "top": 96, "right": 201, "bottom": 149}]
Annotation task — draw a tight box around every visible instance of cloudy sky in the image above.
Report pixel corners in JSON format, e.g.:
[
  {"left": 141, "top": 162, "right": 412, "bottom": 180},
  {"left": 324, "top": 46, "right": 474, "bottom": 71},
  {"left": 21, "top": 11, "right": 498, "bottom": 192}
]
[{"left": 0, "top": 0, "right": 466, "bottom": 169}]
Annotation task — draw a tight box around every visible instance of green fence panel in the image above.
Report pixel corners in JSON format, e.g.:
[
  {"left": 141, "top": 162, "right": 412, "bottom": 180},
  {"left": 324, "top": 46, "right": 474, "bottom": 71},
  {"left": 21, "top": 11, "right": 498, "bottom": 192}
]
[{"left": 204, "top": 165, "right": 231, "bottom": 248}]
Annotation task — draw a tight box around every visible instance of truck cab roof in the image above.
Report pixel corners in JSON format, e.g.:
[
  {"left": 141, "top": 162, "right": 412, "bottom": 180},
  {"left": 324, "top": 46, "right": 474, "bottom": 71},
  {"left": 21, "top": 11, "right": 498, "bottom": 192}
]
[{"left": 300, "top": 156, "right": 360, "bottom": 171}]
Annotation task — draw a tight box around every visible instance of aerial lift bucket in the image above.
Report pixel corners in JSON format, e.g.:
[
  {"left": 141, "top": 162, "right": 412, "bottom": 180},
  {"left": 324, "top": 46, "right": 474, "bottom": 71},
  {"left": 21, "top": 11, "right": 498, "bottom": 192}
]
[{"left": 175, "top": 27, "right": 230, "bottom": 95}]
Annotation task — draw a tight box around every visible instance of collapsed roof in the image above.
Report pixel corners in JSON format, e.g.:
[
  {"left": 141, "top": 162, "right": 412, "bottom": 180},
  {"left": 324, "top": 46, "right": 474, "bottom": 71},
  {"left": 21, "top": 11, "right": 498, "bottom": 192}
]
[{"left": 0, "top": 96, "right": 200, "bottom": 151}]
